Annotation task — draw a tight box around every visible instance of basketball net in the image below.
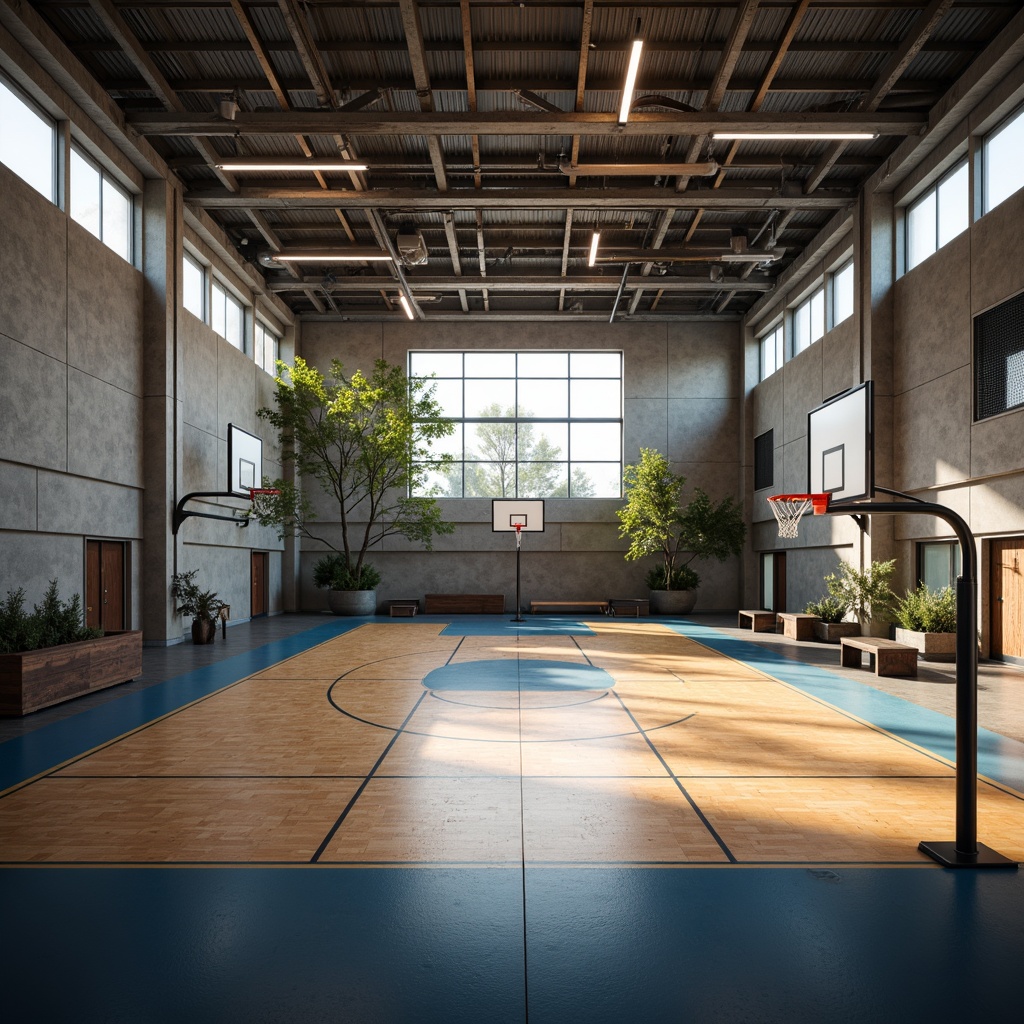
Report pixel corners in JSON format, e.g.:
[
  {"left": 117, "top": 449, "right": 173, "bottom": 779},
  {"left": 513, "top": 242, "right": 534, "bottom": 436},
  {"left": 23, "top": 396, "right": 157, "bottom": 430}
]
[
  {"left": 767, "top": 494, "right": 829, "bottom": 538},
  {"left": 515, "top": 522, "right": 523, "bottom": 550}
]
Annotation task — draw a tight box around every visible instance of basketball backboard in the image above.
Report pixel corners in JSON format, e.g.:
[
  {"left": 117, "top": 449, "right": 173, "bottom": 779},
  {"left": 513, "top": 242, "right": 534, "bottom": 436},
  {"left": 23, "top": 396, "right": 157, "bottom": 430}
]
[
  {"left": 227, "top": 424, "right": 263, "bottom": 497},
  {"left": 807, "top": 381, "right": 874, "bottom": 502},
  {"left": 492, "top": 499, "right": 545, "bottom": 531}
]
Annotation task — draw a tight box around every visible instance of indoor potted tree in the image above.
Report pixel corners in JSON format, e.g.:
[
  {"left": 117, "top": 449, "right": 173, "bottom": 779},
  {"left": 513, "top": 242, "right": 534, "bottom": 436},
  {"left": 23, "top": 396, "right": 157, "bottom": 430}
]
[
  {"left": 250, "top": 357, "right": 455, "bottom": 615},
  {"left": 617, "top": 448, "right": 746, "bottom": 615},
  {"left": 170, "top": 569, "right": 224, "bottom": 644},
  {"left": 893, "top": 583, "right": 957, "bottom": 660},
  {"left": 823, "top": 558, "right": 897, "bottom": 637}
]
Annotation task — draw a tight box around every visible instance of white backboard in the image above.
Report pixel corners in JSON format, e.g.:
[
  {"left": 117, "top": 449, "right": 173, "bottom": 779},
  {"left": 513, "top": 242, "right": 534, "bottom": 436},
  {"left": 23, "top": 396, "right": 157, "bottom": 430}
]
[
  {"left": 227, "top": 423, "right": 263, "bottom": 496},
  {"left": 807, "top": 381, "right": 873, "bottom": 502},
  {"left": 492, "top": 499, "right": 545, "bottom": 531}
]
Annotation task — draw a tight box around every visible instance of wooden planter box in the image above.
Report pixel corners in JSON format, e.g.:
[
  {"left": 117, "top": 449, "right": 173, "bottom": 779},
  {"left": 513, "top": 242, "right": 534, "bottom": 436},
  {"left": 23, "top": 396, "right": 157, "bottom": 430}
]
[
  {"left": 894, "top": 627, "right": 956, "bottom": 662},
  {"left": 0, "top": 630, "right": 143, "bottom": 716},
  {"left": 813, "top": 621, "right": 862, "bottom": 643}
]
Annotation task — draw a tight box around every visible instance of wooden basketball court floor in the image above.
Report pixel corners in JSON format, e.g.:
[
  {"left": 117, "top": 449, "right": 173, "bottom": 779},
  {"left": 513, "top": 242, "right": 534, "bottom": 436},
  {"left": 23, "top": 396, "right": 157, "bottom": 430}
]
[{"left": 2, "top": 616, "right": 1023, "bottom": 1022}]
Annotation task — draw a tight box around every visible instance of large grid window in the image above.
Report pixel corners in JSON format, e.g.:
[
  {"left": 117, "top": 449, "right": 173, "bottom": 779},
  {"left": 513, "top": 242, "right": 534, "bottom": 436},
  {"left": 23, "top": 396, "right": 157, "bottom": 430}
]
[
  {"left": 974, "top": 290, "right": 1024, "bottom": 420},
  {"left": 906, "top": 161, "right": 968, "bottom": 271},
  {"left": 409, "top": 351, "right": 622, "bottom": 498},
  {"left": 759, "top": 323, "right": 783, "bottom": 381},
  {"left": 183, "top": 254, "right": 205, "bottom": 319},
  {"left": 254, "top": 320, "right": 281, "bottom": 373},
  {"left": 70, "top": 146, "right": 132, "bottom": 261},
  {"left": 0, "top": 76, "right": 56, "bottom": 201},
  {"left": 832, "top": 260, "right": 854, "bottom": 326},
  {"left": 793, "top": 286, "right": 825, "bottom": 354},
  {"left": 983, "top": 105, "right": 1024, "bottom": 214},
  {"left": 211, "top": 279, "right": 244, "bottom": 349}
]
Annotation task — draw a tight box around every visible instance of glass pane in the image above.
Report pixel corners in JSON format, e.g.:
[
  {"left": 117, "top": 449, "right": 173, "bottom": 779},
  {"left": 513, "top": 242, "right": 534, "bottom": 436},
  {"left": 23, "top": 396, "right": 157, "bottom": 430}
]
[
  {"left": 465, "top": 351, "right": 515, "bottom": 377},
  {"left": 570, "top": 463, "right": 620, "bottom": 497},
  {"left": 102, "top": 177, "right": 131, "bottom": 260},
  {"left": 570, "top": 378, "right": 620, "bottom": 417},
  {"left": 70, "top": 149, "right": 100, "bottom": 237},
  {"left": 210, "top": 283, "right": 226, "bottom": 337},
  {"left": 833, "top": 263, "right": 854, "bottom": 324},
  {"left": 518, "top": 462, "right": 567, "bottom": 497},
  {"left": 425, "top": 378, "right": 463, "bottom": 417},
  {"left": 984, "top": 109, "right": 1024, "bottom": 212},
  {"left": 570, "top": 352, "right": 621, "bottom": 377},
  {"left": 225, "top": 294, "right": 243, "bottom": 348},
  {"left": 412, "top": 465, "right": 461, "bottom": 498},
  {"left": 409, "top": 351, "right": 462, "bottom": 377},
  {"left": 463, "top": 463, "right": 515, "bottom": 497},
  {"left": 518, "top": 378, "right": 567, "bottom": 418},
  {"left": 570, "top": 421, "right": 620, "bottom": 461},
  {"left": 466, "top": 420, "right": 516, "bottom": 463},
  {"left": 937, "top": 162, "right": 968, "bottom": 248},
  {"left": 518, "top": 352, "right": 567, "bottom": 377},
  {"left": 465, "top": 379, "right": 516, "bottom": 416},
  {"left": 0, "top": 79, "right": 54, "bottom": 201},
  {"left": 525, "top": 422, "right": 568, "bottom": 458},
  {"left": 183, "top": 256, "right": 204, "bottom": 319},
  {"left": 1008, "top": 348, "right": 1024, "bottom": 410},
  {"left": 421, "top": 423, "right": 463, "bottom": 459},
  {"left": 760, "top": 335, "right": 773, "bottom": 379},
  {"left": 793, "top": 303, "right": 808, "bottom": 352},
  {"left": 762, "top": 552, "right": 774, "bottom": 610},
  {"left": 810, "top": 288, "right": 825, "bottom": 343},
  {"left": 907, "top": 190, "right": 936, "bottom": 270},
  {"left": 921, "top": 543, "right": 956, "bottom": 591}
]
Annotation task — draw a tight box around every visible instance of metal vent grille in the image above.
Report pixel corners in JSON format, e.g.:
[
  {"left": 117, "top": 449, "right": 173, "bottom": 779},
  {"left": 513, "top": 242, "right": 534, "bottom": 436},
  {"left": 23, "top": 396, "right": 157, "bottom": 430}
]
[
  {"left": 754, "top": 429, "right": 774, "bottom": 491},
  {"left": 975, "top": 291, "right": 1024, "bottom": 420}
]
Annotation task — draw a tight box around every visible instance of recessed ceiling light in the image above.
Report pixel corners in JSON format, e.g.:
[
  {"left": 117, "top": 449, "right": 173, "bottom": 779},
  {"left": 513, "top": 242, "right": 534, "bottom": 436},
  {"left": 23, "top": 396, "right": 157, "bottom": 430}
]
[
  {"left": 588, "top": 232, "right": 601, "bottom": 267},
  {"left": 711, "top": 132, "right": 876, "bottom": 141},
  {"left": 214, "top": 159, "right": 369, "bottom": 171},
  {"left": 618, "top": 38, "right": 643, "bottom": 124},
  {"left": 270, "top": 250, "right": 393, "bottom": 262},
  {"left": 398, "top": 295, "right": 415, "bottom": 319}
]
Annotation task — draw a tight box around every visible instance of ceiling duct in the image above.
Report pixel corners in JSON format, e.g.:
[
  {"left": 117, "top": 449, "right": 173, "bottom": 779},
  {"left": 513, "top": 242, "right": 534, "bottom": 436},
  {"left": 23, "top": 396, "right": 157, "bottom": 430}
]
[
  {"left": 558, "top": 159, "right": 718, "bottom": 178},
  {"left": 595, "top": 246, "right": 784, "bottom": 265},
  {"left": 396, "top": 229, "right": 429, "bottom": 266}
]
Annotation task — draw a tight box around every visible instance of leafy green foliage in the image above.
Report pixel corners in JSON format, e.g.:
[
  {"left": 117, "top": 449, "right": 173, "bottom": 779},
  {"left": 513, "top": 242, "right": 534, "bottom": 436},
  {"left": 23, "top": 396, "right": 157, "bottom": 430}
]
[
  {"left": 312, "top": 554, "right": 382, "bottom": 592},
  {"left": 804, "top": 595, "right": 848, "bottom": 623},
  {"left": 0, "top": 581, "right": 100, "bottom": 654},
  {"left": 617, "top": 448, "right": 746, "bottom": 590},
  {"left": 824, "top": 559, "right": 897, "bottom": 624},
  {"left": 170, "top": 570, "right": 224, "bottom": 622},
  {"left": 252, "top": 357, "right": 455, "bottom": 586},
  {"left": 894, "top": 583, "right": 957, "bottom": 632},
  {"left": 644, "top": 564, "right": 700, "bottom": 592}
]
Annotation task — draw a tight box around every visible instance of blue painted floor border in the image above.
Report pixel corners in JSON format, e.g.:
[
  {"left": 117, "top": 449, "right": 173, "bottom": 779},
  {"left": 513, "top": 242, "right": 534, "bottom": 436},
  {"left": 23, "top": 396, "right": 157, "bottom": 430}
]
[{"left": 666, "top": 619, "right": 1024, "bottom": 795}]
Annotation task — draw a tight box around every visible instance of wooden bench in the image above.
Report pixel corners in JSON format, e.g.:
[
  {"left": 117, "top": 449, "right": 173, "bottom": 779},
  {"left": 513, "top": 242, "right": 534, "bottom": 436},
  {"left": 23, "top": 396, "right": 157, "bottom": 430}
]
[
  {"left": 609, "top": 599, "right": 649, "bottom": 617},
  {"left": 387, "top": 600, "right": 419, "bottom": 617},
  {"left": 530, "top": 600, "right": 610, "bottom": 615},
  {"left": 777, "top": 612, "right": 820, "bottom": 641},
  {"left": 738, "top": 609, "right": 777, "bottom": 632},
  {"left": 424, "top": 594, "right": 505, "bottom": 614},
  {"left": 840, "top": 636, "right": 918, "bottom": 677}
]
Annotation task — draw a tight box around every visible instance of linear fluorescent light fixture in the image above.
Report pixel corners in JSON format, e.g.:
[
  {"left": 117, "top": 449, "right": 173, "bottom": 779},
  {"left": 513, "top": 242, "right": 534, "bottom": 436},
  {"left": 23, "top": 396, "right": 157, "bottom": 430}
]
[
  {"left": 711, "top": 132, "right": 876, "bottom": 141},
  {"left": 588, "top": 232, "right": 601, "bottom": 267},
  {"left": 398, "top": 294, "right": 415, "bottom": 319},
  {"left": 272, "top": 249, "right": 393, "bottom": 262},
  {"left": 214, "top": 159, "right": 369, "bottom": 171},
  {"left": 618, "top": 37, "right": 644, "bottom": 124}
]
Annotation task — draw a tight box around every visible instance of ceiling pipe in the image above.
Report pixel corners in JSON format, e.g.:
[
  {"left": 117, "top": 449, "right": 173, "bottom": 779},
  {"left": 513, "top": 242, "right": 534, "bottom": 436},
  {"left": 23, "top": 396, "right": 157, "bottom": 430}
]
[
  {"left": 558, "top": 159, "right": 719, "bottom": 177},
  {"left": 595, "top": 247, "right": 785, "bottom": 264}
]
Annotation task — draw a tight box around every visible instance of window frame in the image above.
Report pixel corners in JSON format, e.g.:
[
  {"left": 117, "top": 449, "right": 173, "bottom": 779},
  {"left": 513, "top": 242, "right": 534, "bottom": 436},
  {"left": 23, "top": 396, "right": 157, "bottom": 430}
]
[
  {"left": 831, "top": 260, "right": 854, "bottom": 327},
  {"left": 210, "top": 278, "right": 245, "bottom": 350},
  {"left": 905, "top": 159, "right": 969, "bottom": 272},
  {"left": 792, "top": 285, "right": 825, "bottom": 355},
  {"left": 0, "top": 74, "right": 57, "bottom": 203},
  {"left": 183, "top": 252, "right": 206, "bottom": 321},
  {"left": 69, "top": 144, "right": 133, "bottom": 262},
  {"left": 758, "top": 323, "right": 784, "bottom": 381},
  {"left": 408, "top": 350, "right": 623, "bottom": 499},
  {"left": 982, "top": 104, "right": 1024, "bottom": 215},
  {"left": 254, "top": 319, "right": 281, "bottom": 373},
  {"left": 917, "top": 541, "right": 961, "bottom": 592}
]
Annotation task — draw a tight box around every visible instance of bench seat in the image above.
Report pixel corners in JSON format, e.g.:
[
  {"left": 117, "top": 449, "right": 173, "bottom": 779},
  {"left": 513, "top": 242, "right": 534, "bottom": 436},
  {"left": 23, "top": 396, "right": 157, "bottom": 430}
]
[
  {"left": 777, "top": 612, "right": 820, "bottom": 641},
  {"left": 840, "top": 636, "right": 918, "bottom": 677},
  {"left": 530, "top": 600, "right": 610, "bottom": 615},
  {"left": 738, "top": 609, "right": 777, "bottom": 632},
  {"left": 424, "top": 594, "right": 505, "bottom": 614}
]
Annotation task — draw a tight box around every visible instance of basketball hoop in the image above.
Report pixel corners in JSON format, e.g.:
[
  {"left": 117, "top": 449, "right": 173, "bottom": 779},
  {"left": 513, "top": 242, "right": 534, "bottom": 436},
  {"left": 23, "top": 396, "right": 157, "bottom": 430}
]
[
  {"left": 767, "top": 493, "right": 829, "bottom": 538},
  {"left": 515, "top": 522, "right": 523, "bottom": 550}
]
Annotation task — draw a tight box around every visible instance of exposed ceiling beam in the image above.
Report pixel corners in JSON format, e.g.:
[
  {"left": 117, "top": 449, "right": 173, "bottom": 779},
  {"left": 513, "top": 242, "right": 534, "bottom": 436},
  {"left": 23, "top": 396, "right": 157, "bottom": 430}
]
[
  {"left": 399, "top": 0, "right": 448, "bottom": 191},
  {"left": 459, "top": 0, "right": 481, "bottom": 190},
  {"left": 266, "top": 276, "right": 773, "bottom": 295},
  {"left": 127, "top": 110, "right": 926, "bottom": 137}
]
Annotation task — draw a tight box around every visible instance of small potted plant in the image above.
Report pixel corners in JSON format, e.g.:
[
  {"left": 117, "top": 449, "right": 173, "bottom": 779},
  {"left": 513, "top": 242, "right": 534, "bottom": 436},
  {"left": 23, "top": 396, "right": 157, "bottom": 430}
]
[
  {"left": 617, "top": 448, "right": 746, "bottom": 615},
  {"left": 823, "top": 558, "right": 897, "bottom": 637},
  {"left": 312, "top": 554, "right": 382, "bottom": 616},
  {"left": 893, "top": 583, "right": 957, "bottom": 661},
  {"left": 170, "top": 570, "right": 224, "bottom": 644},
  {"left": 804, "top": 595, "right": 859, "bottom": 643}
]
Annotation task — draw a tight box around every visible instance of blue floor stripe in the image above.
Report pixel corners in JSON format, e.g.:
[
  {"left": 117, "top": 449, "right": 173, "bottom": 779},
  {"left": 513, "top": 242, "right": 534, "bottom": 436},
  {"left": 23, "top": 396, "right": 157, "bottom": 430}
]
[
  {"left": 0, "top": 619, "right": 363, "bottom": 792},
  {"left": 667, "top": 620, "right": 1024, "bottom": 794}
]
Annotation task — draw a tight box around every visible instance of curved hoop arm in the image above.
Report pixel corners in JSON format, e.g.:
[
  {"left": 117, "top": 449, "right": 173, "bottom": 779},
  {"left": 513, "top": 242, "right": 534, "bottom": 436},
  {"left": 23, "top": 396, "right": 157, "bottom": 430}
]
[{"left": 172, "top": 491, "right": 251, "bottom": 536}]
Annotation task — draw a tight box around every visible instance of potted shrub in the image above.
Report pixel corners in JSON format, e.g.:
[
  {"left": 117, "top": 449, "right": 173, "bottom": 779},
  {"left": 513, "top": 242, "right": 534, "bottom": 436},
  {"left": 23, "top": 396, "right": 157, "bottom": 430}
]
[
  {"left": 250, "top": 357, "right": 455, "bottom": 615},
  {"left": 823, "top": 558, "right": 897, "bottom": 637},
  {"left": 0, "top": 580, "right": 142, "bottom": 715},
  {"left": 805, "top": 595, "right": 860, "bottom": 643},
  {"left": 893, "top": 583, "right": 957, "bottom": 661},
  {"left": 170, "top": 570, "right": 224, "bottom": 644},
  {"left": 617, "top": 448, "right": 746, "bottom": 615},
  {"left": 312, "top": 554, "right": 382, "bottom": 616}
]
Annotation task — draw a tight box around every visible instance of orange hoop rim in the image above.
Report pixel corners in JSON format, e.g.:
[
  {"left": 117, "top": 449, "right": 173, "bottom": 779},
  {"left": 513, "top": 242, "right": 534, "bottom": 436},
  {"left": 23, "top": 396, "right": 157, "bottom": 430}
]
[
  {"left": 768, "top": 492, "right": 830, "bottom": 515},
  {"left": 248, "top": 487, "right": 281, "bottom": 498}
]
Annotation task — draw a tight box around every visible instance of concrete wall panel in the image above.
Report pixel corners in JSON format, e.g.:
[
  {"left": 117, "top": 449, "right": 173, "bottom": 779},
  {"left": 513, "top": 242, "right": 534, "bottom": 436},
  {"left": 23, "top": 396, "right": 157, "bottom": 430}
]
[
  {"left": 893, "top": 369, "right": 971, "bottom": 490},
  {"left": 0, "top": 461, "right": 38, "bottom": 531},
  {"left": 0, "top": 168, "right": 67, "bottom": 361},
  {"left": 624, "top": 333, "right": 667, "bottom": 398},
  {"left": 181, "top": 423, "right": 219, "bottom": 494},
  {"left": 0, "top": 532, "right": 82, "bottom": 607},
  {"left": 667, "top": 398, "right": 740, "bottom": 464},
  {"left": 0, "top": 335, "right": 68, "bottom": 472},
  {"left": 36, "top": 471, "right": 142, "bottom": 539},
  {"left": 821, "top": 318, "right": 861, "bottom": 399},
  {"left": 782, "top": 345, "right": 823, "bottom": 444},
  {"left": 971, "top": 407, "right": 1024, "bottom": 479},
  {"left": 218, "top": 342, "right": 259, "bottom": 435},
  {"left": 667, "top": 321, "right": 740, "bottom": 398},
  {"left": 972, "top": 188, "right": 1024, "bottom": 314},
  {"left": 970, "top": 475, "right": 1024, "bottom": 536},
  {"left": 624, "top": 398, "right": 668, "bottom": 461},
  {"left": 67, "top": 369, "right": 143, "bottom": 487},
  {"left": 67, "top": 225, "right": 144, "bottom": 396},
  {"left": 181, "top": 319, "right": 218, "bottom": 435}
]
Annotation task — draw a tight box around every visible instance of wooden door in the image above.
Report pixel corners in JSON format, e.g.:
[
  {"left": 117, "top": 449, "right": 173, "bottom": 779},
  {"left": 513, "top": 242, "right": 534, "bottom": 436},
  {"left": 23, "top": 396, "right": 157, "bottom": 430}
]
[
  {"left": 991, "top": 538, "right": 1024, "bottom": 662},
  {"left": 86, "top": 540, "right": 125, "bottom": 631},
  {"left": 762, "top": 552, "right": 787, "bottom": 612},
  {"left": 251, "top": 551, "right": 268, "bottom": 618}
]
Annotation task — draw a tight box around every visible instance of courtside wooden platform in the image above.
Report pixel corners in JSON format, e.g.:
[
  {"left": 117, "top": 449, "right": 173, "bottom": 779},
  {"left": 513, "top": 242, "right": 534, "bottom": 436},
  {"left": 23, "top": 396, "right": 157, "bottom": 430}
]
[
  {"left": 840, "top": 636, "right": 918, "bottom": 677},
  {"left": 737, "top": 609, "right": 777, "bottom": 632},
  {"left": 530, "top": 600, "right": 609, "bottom": 615},
  {"left": 424, "top": 594, "right": 504, "bottom": 614},
  {"left": 777, "top": 612, "right": 820, "bottom": 641}
]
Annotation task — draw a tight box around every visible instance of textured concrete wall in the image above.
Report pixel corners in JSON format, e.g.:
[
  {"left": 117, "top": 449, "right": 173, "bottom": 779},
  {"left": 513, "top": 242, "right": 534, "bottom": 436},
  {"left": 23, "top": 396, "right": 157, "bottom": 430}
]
[
  {"left": 295, "top": 320, "right": 744, "bottom": 613},
  {"left": 0, "top": 165, "right": 143, "bottom": 613}
]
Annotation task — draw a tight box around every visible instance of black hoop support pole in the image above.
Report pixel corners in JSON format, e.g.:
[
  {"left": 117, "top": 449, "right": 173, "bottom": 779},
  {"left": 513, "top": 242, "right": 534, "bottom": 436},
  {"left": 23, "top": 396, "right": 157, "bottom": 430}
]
[
  {"left": 512, "top": 526, "right": 524, "bottom": 623},
  {"left": 827, "top": 493, "right": 1016, "bottom": 869},
  {"left": 173, "top": 491, "right": 251, "bottom": 535}
]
